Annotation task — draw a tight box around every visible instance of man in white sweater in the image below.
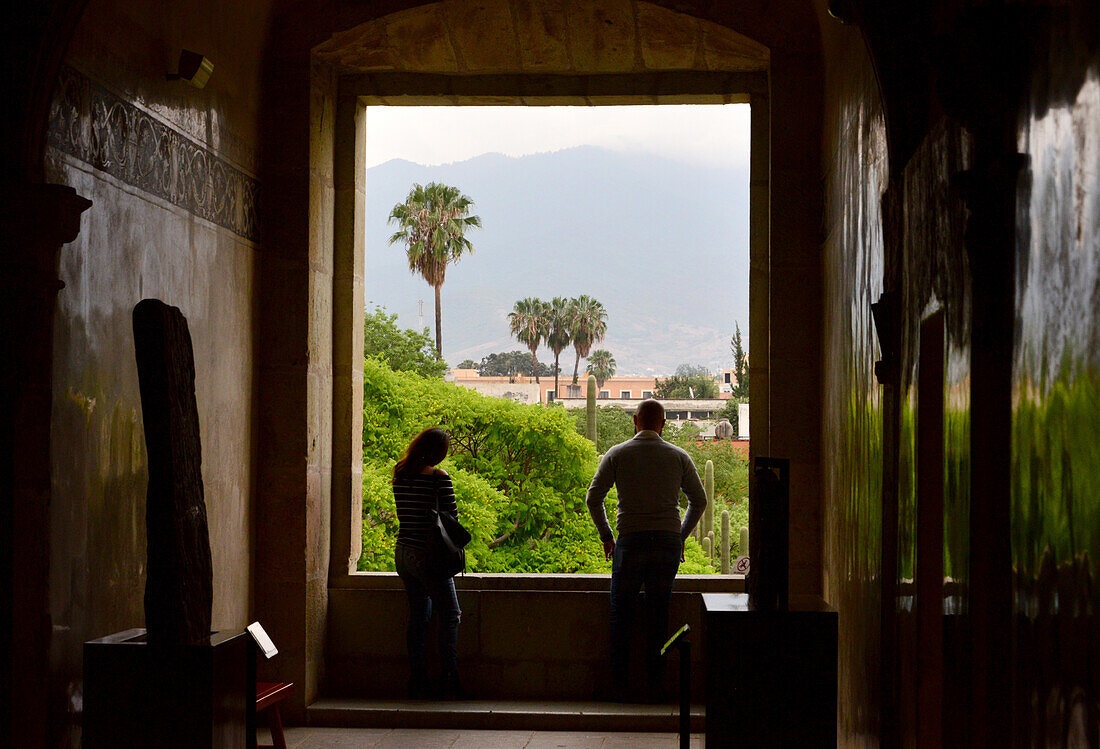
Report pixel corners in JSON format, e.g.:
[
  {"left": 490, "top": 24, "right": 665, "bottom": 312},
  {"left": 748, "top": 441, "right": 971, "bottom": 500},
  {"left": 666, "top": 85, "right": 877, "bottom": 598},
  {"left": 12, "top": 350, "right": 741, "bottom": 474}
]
[{"left": 586, "top": 399, "right": 708, "bottom": 702}]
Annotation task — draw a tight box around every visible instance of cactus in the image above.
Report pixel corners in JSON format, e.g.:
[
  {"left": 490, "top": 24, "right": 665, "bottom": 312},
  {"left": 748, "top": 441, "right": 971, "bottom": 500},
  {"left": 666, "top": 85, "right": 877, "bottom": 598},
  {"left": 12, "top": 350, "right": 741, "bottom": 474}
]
[
  {"left": 586, "top": 374, "right": 597, "bottom": 444},
  {"left": 703, "top": 460, "right": 715, "bottom": 538},
  {"left": 702, "top": 536, "right": 712, "bottom": 559},
  {"left": 739, "top": 526, "right": 749, "bottom": 557},
  {"left": 707, "top": 530, "right": 716, "bottom": 560},
  {"left": 721, "top": 510, "right": 731, "bottom": 574}
]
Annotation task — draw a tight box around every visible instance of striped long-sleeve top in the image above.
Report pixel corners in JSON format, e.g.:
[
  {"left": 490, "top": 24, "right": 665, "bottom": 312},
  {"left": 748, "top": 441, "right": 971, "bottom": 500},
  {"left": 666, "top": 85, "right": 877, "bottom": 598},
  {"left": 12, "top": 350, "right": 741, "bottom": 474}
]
[{"left": 393, "top": 471, "right": 458, "bottom": 551}]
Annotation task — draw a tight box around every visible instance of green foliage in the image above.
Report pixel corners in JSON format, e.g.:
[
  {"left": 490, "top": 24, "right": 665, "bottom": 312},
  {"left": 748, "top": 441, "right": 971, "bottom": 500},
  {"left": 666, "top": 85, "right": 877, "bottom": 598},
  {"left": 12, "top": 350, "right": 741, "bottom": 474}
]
[
  {"left": 721, "top": 509, "right": 731, "bottom": 574},
  {"left": 363, "top": 305, "right": 448, "bottom": 378},
  {"left": 730, "top": 322, "right": 749, "bottom": 398},
  {"left": 675, "top": 363, "right": 711, "bottom": 378},
  {"left": 586, "top": 374, "right": 598, "bottom": 444},
  {"left": 570, "top": 404, "right": 635, "bottom": 454},
  {"left": 509, "top": 297, "right": 550, "bottom": 379},
  {"left": 588, "top": 349, "right": 616, "bottom": 389},
  {"left": 546, "top": 297, "right": 574, "bottom": 395},
  {"left": 359, "top": 358, "right": 609, "bottom": 572},
  {"left": 388, "top": 181, "right": 482, "bottom": 357},
  {"left": 1012, "top": 373, "right": 1100, "bottom": 578},
  {"left": 654, "top": 374, "right": 718, "bottom": 399},
  {"left": 568, "top": 295, "right": 608, "bottom": 384},
  {"left": 672, "top": 438, "right": 750, "bottom": 507},
  {"left": 478, "top": 351, "right": 558, "bottom": 378},
  {"left": 359, "top": 359, "right": 748, "bottom": 575}
]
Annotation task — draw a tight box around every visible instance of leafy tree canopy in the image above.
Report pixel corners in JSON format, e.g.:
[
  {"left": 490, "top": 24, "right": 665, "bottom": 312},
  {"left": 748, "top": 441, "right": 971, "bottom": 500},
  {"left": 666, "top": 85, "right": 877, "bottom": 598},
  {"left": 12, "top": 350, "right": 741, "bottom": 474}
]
[
  {"left": 477, "top": 351, "right": 559, "bottom": 378},
  {"left": 588, "top": 349, "right": 616, "bottom": 389},
  {"left": 456, "top": 359, "right": 479, "bottom": 370},
  {"left": 675, "top": 363, "right": 711, "bottom": 378},
  {"left": 387, "top": 182, "right": 481, "bottom": 358},
  {"left": 360, "top": 358, "right": 603, "bottom": 572},
  {"left": 364, "top": 306, "right": 447, "bottom": 378},
  {"left": 730, "top": 322, "right": 749, "bottom": 398},
  {"left": 654, "top": 374, "right": 718, "bottom": 399},
  {"left": 569, "top": 404, "right": 635, "bottom": 454}
]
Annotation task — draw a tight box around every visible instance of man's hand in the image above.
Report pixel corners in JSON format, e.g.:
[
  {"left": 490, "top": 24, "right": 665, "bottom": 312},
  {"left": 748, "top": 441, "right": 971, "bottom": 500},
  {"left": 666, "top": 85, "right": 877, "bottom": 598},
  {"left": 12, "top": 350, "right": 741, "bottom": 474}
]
[{"left": 603, "top": 538, "right": 615, "bottom": 561}]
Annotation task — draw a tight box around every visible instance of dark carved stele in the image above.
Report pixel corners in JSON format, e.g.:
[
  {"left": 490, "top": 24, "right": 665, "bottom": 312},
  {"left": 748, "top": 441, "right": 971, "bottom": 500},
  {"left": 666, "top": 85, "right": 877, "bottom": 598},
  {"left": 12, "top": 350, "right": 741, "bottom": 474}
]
[
  {"left": 48, "top": 66, "right": 259, "bottom": 242},
  {"left": 133, "top": 299, "right": 213, "bottom": 646}
]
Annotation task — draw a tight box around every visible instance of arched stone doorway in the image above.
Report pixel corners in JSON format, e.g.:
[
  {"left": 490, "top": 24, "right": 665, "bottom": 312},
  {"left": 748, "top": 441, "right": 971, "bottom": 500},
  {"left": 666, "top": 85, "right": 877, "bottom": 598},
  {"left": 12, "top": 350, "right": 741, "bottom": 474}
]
[{"left": 253, "top": 0, "right": 824, "bottom": 713}]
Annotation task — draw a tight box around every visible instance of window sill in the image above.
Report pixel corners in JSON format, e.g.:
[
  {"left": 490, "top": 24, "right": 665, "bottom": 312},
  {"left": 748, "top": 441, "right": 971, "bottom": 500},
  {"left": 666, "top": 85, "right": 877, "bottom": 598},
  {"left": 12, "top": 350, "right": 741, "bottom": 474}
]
[{"left": 331, "top": 571, "right": 745, "bottom": 593}]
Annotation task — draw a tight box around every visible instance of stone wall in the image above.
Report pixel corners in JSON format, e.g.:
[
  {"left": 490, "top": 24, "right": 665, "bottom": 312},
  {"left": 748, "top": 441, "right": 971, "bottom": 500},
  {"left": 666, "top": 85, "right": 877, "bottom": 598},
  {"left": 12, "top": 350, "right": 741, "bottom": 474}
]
[
  {"left": 326, "top": 576, "right": 740, "bottom": 701},
  {"left": 44, "top": 0, "right": 271, "bottom": 741},
  {"left": 454, "top": 381, "right": 542, "bottom": 404}
]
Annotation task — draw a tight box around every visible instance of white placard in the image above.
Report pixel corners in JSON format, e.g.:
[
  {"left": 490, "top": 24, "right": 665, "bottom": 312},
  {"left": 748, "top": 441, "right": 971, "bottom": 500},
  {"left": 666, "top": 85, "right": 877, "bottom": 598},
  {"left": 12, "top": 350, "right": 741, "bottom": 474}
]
[
  {"left": 247, "top": 621, "right": 278, "bottom": 659},
  {"left": 735, "top": 556, "right": 750, "bottom": 574}
]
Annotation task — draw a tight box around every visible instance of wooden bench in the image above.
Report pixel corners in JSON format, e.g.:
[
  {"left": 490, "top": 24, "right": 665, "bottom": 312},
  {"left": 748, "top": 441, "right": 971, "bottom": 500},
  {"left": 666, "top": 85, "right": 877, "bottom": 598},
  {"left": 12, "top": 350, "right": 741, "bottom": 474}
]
[{"left": 256, "top": 681, "right": 294, "bottom": 749}]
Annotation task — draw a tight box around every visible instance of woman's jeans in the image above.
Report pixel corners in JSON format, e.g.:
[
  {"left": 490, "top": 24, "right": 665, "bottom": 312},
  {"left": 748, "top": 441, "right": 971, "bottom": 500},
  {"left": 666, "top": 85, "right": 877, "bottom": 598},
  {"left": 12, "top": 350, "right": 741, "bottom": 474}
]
[
  {"left": 609, "top": 531, "right": 683, "bottom": 692},
  {"left": 395, "top": 545, "right": 461, "bottom": 679}
]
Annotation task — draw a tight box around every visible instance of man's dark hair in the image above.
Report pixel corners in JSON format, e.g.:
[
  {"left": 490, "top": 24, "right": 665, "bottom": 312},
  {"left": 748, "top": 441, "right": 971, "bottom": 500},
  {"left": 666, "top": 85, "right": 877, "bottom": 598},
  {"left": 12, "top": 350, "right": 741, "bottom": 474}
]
[{"left": 635, "top": 399, "right": 665, "bottom": 430}]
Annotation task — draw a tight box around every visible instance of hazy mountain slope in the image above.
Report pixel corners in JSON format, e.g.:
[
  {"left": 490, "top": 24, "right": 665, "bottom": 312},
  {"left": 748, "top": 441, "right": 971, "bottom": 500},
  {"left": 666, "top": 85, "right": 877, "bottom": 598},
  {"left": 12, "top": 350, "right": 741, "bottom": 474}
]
[{"left": 365, "top": 145, "right": 749, "bottom": 376}]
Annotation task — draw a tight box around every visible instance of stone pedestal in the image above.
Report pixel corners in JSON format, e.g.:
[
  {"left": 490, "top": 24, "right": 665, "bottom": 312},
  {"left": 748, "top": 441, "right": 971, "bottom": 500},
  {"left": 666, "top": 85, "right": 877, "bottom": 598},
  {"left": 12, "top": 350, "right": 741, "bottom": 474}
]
[
  {"left": 703, "top": 593, "right": 837, "bottom": 748},
  {"left": 83, "top": 628, "right": 250, "bottom": 748}
]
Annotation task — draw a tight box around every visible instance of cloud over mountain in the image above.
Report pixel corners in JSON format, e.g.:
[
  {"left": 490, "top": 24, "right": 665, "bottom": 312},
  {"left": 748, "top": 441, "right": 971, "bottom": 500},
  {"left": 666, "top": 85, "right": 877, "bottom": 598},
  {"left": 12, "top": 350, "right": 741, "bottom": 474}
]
[{"left": 365, "top": 146, "right": 749, "bottom": 376}]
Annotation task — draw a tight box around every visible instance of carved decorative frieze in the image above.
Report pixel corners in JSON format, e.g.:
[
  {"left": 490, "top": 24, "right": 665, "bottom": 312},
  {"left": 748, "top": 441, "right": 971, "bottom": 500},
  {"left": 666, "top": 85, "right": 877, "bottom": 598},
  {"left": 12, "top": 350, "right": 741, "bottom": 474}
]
[{"left": 48, "top": 66, "right": 259, "bottom": 242}]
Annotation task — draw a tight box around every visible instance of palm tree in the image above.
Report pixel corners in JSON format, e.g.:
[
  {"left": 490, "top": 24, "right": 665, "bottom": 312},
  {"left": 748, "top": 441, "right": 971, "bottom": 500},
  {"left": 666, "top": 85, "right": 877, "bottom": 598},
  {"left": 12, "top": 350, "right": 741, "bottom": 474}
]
[
  {"left": 545, "top": 297, "right": 573, "bottom": 399},
  {"left": 388, "top": 182, "right": 482, "bottom": 359},
  {"left": 588, "top": 349, "right": 616, "bottom": 390},
  {"left": 509, "top": 298, "right": 549, "bottom": 383},
  {"left": 568, "top": 295, "right": 608, "bottom": 385}
]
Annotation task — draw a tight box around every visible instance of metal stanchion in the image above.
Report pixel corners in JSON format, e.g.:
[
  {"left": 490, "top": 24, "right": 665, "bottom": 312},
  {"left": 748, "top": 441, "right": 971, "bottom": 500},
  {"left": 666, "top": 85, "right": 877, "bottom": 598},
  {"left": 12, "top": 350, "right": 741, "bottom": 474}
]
[{"left": 661, "top": 624, "right": 692, "bottom": 749}]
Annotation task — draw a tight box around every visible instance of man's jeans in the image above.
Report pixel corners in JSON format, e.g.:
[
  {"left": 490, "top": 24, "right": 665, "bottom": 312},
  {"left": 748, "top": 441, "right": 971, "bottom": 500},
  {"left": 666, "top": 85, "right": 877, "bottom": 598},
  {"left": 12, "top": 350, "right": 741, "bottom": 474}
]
[
  {"left": 395, "top": 545, "right": 461, "bottom": 680},
  {"left": 609, "top": 531, "right": 682, "bottom": 693}
]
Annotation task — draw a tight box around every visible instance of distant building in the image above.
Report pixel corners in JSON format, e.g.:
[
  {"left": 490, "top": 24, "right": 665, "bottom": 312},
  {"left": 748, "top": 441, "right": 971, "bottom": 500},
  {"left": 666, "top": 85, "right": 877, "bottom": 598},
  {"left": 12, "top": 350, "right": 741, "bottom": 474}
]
[
  {"left": 449, "top": 369, "right": 740, "bottom": 431},
  {"left": 718, "top": 368, "right": 741, "bottom": 396}
]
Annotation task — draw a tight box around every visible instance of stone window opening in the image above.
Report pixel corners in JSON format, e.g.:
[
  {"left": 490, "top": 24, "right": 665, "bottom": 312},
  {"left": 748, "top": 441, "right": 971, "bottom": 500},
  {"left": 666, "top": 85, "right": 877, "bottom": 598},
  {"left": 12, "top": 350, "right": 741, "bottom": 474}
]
[
  {"left": 318, "top": 10, "right": 773, "bottom": 707},
  {"left": 328, "top": 86, "right": 767, "bottom": 586}
]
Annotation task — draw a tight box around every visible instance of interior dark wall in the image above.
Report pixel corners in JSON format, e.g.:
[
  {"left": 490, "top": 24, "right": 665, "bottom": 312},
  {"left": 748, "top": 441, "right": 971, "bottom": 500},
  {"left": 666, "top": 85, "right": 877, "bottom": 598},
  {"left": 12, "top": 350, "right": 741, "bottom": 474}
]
[
  {"left": 1011, "top": 8, "right": 1100, "bottom": 743},
  {"left": 40, "top": 0, "right": 273, "bottom": 744},
  {"left": 819, "top": 16, "right": 888, "bottom": 745},
  {"left": 819, "top": 1, "right": 1100, "bottom": 746}
]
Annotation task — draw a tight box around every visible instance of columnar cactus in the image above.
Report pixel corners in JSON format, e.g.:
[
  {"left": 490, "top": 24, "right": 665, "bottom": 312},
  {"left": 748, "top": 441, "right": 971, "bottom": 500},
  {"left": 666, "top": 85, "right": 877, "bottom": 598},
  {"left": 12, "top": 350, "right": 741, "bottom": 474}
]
[
  {"left": 721, "top": 510, "right": 731, "bottom": 574},
  {"left": 586, "top": 374, "right": 597, "bottom": 444},
  {"left": 703, "top": 460, "right": 715, "bottom": 538},
  {"left": 707, "top": 530, "right": 716, "bottom": 560},
  {"left": 702, "top": 535, "right": 712, "bottom": 559},
  {"left": 739, "top": 526, "right": 749, "bottom": 558}
]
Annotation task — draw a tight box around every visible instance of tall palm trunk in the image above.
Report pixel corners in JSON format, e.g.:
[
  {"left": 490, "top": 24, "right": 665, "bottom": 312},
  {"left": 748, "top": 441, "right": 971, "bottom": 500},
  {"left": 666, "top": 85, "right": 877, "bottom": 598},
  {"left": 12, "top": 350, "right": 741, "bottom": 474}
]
[
  {"left": 572, "top": 351, "right": 581, "bottom": 384},
  {"left": 530, "top": 347, "right": 540, "bottom": 383},
  {"left": 433, "top": 284, "right": 443, "bottom": 360},
  {"left": 553, "top": 353, "right": 560, "bottom": 398}
]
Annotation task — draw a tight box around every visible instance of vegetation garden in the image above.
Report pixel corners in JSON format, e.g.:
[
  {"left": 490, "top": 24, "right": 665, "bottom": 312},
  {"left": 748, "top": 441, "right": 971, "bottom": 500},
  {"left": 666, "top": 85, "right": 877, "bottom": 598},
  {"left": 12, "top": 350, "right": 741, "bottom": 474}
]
[{"left": 359, "top": 355, "right": 750, "bottom": 574}]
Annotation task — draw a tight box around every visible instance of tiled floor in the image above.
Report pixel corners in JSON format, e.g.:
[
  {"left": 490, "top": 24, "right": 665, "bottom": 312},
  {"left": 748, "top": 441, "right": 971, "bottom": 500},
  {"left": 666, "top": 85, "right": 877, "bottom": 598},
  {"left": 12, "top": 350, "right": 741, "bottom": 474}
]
[{"left": 268, "top": 727, "right": 704, "bottom": 748}]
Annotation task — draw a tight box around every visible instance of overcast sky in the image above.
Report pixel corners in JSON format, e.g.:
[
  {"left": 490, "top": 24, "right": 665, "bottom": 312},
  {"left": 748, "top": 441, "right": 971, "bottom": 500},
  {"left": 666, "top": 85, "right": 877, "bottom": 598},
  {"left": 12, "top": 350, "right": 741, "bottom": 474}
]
[{"left": 365, "top": 104, "right": 750, "bottom": 168}]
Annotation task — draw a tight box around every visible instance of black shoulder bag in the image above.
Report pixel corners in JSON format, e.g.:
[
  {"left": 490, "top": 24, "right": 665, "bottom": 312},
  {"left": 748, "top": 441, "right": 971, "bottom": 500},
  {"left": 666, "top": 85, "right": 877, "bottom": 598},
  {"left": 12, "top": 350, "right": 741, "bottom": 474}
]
[{"left": 428, "top": 476, "right": 471, "bottom": 578}]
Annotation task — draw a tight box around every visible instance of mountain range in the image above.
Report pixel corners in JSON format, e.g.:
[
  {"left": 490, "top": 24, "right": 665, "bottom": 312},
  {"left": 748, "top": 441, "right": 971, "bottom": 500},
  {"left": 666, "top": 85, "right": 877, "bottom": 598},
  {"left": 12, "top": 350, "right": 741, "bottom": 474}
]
[{"left": 365, "top": 145, "right": 749, "bottom": 376}]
